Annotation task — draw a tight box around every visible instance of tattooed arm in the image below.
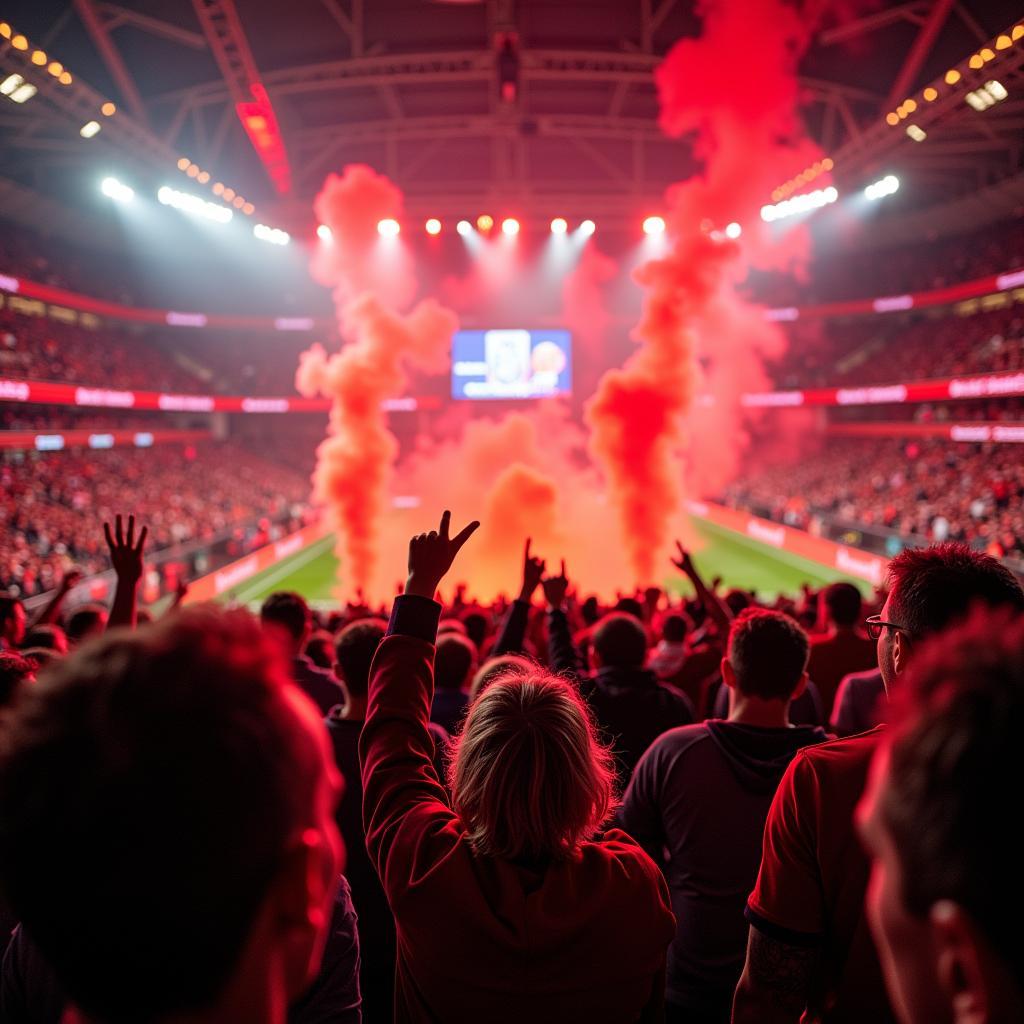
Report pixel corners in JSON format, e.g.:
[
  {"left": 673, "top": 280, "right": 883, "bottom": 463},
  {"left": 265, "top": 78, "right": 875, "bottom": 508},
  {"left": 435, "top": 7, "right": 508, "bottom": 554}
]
[{"left": 732, "top": 926, "right": 819, "bottom": 1023}]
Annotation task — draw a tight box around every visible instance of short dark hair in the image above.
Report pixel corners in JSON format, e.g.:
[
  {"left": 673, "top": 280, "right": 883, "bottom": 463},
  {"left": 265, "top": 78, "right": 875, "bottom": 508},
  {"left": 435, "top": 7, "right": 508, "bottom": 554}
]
[
  {"left": 883, "top": 610, "right": 1024, "bottom": 982},
  {"left": 824, "top": 582, "right": 862, "bottom": 627},
  {"left": 887, "top": 543, "right": 1024, "bottom": 639},
  {"left": 661, "top": 614, "right": 689, "bottom": 644},
  {"left": 728, "top": 608, "right": 809, "bottom": 701},
  {"left": 435, "top": 633, "right": 477, "bottom": 692},
  {"left": 592, "top": 612, "right": 648, "bottom": 669},
  {"left": 0, "top": 607, "right": 313, "bottom": 1023},
  {"left": 334, "top": 618, "right": 387, "bottom": 697},
  {"left": 64, "top": 604, "right": 107, "bottom": 643},
  {"left": 581, "top": 596, "right": 600, "bottom": 626},
  {"left": 461, "top": 611, "right": 489, "bottom": 650},
  {"left": 0, "top": 651, "right": 33, "bottom": 708},
  {"left": 613, "top": 597, "right": 645, "bottom": 622},
  {"left": 304, "top": 631, "right": 335, "bottom": 669},
  {"left": 21, "top": 624, "right": 67, "bottom": 654},
  {"left": 260, "top": 591, "right": 311, "bottom": 641}
]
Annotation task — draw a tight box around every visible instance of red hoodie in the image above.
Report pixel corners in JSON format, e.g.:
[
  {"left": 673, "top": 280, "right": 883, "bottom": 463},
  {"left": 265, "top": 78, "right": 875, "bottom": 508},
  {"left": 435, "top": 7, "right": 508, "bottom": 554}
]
[{"left": 360, "top": 594, "right": 676, "bottom": 1023}]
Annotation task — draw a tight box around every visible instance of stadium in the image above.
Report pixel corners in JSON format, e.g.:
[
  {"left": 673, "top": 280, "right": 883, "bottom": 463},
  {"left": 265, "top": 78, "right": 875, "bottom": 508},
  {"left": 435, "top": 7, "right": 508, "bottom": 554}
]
[{"left": 1, "top": 2, "right": 1024, "bottom": 1023}]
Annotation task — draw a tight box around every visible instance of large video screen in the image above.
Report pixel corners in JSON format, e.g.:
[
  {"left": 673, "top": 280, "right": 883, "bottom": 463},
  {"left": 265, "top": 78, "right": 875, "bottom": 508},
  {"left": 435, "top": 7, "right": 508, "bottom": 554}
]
[{"left": 451, "top": 329, "right": 572, "bottom": 400}]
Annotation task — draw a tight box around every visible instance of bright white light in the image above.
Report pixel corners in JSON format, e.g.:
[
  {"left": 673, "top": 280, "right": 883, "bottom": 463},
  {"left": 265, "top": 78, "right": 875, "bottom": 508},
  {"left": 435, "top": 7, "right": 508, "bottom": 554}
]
[
  {"left": 0, "top": 73, "right": 24, "bottom": 96},
  {"left": 579, "top": 219, "right": 596, "bottom": 236},
  {"left": 456, "top": 219, "right": 473, "bottom": 236},
  {"left": 864, "top": 174, "right": 900, "bottom": 201},
  {"left": 425, "top": 218, "right": 442, "bottom": 235},
  {"left": 377, "top": 218, "right": 400, "bottom": 238},
  {"left": 642, "top": 215, "right": 665, "bottom": 235},
  {"left": 80, "top": 120, "right": 101, "bottom": 138},
  {"left": 316, "top": 224, "right": 333, "bottom": 241},
  {"left": 986, "top": 79, "right": 1008, "bottom": 101},
  {"left": 550, "top": 217, "right": 568, "bottom": 235},
  {"left": 10, "top": 82, "right": 37, "bottom": 104},
  {"left": 253, "top": 223, "right": 290, "bottom": 246},
  {"left": 157, "top": 185, "right": 233, "bottom": 223},
  {"left": 501, "top": 217, "right": 520, "bottom": 236},
  {"left": 725, "top": 221, "right": 742, "bottom": 239},
  {"left": 760, "top": 186, "right": 839, "bottom": 222},
  {"left": 906, "top": 124, "right": 926, "bottom": 142},
  {"left": 100, "top": 177, "right": 134, "bottom": 202},
  {"left": 966, "top": 80, "right": 1008, "bottom": 111}
]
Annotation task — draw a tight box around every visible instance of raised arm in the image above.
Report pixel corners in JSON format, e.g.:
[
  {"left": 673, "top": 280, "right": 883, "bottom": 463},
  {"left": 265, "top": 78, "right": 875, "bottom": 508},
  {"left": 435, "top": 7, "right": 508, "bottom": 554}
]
[
  {"left": 492, "top": 538, "right": 545, "bottom": 655},
  {"left": 672, "top": 540, "right": 732, "bottom": 640},
  {"left": 359, "top": 510, "right": 479, "bottom": 897},
  {"left": 543, "top": 560, "right": 584, "bottom": 677},
  {"left": 104, "top": 515, "right": 148, "bottom": 630},
  {"left": 31, "top": 569, "right": 81, "bottom": 627}
]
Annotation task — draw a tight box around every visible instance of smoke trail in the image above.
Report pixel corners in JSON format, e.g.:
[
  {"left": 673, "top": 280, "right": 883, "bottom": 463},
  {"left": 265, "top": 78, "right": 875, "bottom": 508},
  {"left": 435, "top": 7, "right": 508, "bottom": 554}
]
[
  {"left": 584, "top": 0, "right": 829, "bottom": 583},
  {"left": 298, "top": 165, "right": 456, "bottom": 596}
]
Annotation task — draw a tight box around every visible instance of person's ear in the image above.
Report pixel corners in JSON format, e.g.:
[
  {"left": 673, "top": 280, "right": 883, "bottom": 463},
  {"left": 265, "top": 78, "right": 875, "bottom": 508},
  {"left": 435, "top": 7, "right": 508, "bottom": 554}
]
[
  {"left": 931, "top": 900, "right": 989, "bottom": 1024},
  {"left": 893, "top": 631, "right": 912, "bottom": 677},
  {"left": 721, "top": 658, "right": 736, "bottom": 689},
  {"left": 791, "top": 670, "right": 808, "bottom": 701}
]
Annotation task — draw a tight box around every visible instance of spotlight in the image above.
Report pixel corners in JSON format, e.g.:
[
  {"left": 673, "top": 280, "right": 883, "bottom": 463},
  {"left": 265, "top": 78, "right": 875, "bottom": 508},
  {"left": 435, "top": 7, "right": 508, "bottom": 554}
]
[
  {"left": 30, "top": 49, "right": 46, "bottom": 66},
  {"left": 425, "top": 218, "right": 442, "bottom": 235},
  {"left": 253, "top": 223, "right": 290, "bottom": 246},
  {"left": 457, "top": 219, "right": 473, "bottom": 236},
  {"left": 80, "top": 120, "right": 101, "bottom": 138},
  {"left": 477, "top": 214, "right": 494, "bottom": 232},
  {"left": 0, "top": 73, "right": 24, "bottom": 96},
  {"left": 186, "top": 164, "right": 200, "bottom": 177},
  {"left": 316, "top": 224, "right": 333, "bottom": 241},
  {"left": 177, "top": 157, "right": 191, "bottom": 171},
  {"left": 550, "top": 217, "right": 568, "bottom": 235},
  {"left": 906, "top": 124, "right": 927, "bottom": 142},
  {"left": 197, "top": 171, "right": 210, "bottom": 184},
  {"left": 100, "top": 177, "right": 134, "bottom": 202},
  {"left": 100, "top": 101, "right": 116, "bottom": 116},
  {"left": 864, "top": 174, "right": 900, "bottom": 201},
  {"left": 377, "top": 218, "right": 400, "bottom": 238},
  {"left": 725, "top": 221, "right": 742, "bottom": 239},
  {"left": 966, "top": 80, "right": 1008, "bottom": 111},
  {"left": 157, "top": 185, "right": 233, "bottom": 223},
  {"left": 642, "top": 215, "right": 665, "bottom": 235},
  {"left": 2, "top": 75, "right": 36, "bottom": 103},
  {"left": 501, "top": 217, "right": 520, "bottom": 236},
  {"left": 579, "top": 219, "right": 596, "bottom": 236},
  {"left": 760, "top": 186, "right": 838, "bottom": 222}
]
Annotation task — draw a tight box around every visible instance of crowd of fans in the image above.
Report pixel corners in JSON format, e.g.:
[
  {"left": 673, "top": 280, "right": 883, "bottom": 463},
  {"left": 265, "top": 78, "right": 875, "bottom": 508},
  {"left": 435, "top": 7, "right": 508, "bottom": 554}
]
[
  {"left": 722, "top": 437, "right": 1024, "bottom": 561},
  {"left": 0, "top": 510, "right": 1021, "bottom": 1024},
  {"left": 0, "top": 443, "right": 311, "bottom": 597}
]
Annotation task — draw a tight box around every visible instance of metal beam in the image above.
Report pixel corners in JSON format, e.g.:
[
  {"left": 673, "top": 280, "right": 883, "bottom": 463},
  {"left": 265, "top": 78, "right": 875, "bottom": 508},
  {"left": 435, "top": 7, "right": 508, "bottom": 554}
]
[
  {"left": 97, "top": 4, "right": 208, "bottom": 49},
  {"left": 885, "top": 0, "right": 955, "bottom": 109},
  {"left": 818, "top": 2, "right": 927, "bottom": 46},
  {"left": 72, "top": 0, "right": 150, "bottom": 124},
  {"left": 321, "top": 0, "right": 364, "bottom": 57}
]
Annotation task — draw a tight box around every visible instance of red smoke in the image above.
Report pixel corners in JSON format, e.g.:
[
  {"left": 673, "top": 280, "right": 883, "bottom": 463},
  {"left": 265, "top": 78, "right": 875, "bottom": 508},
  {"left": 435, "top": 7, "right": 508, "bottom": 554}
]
[
  {"left": 584, "top": 0, "right": 830, "bottom": 583},
  {"left": 299, "top": 166, "right": 456, "bottom": 596}
]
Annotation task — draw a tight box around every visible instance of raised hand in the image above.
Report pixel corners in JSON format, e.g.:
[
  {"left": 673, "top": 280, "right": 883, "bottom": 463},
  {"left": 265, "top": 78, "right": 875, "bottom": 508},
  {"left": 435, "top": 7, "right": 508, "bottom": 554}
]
[
  {"left": 104, "top": 514, "right": 148, "bottom": 584},
  {"left": 405, "top": 510, "right": 480, "bottom": 599},
  {"left": 59, "top": 568, "right": 82, "bottom": 593},
  {"left": 519, "top": 538, "right": 547, "bottom": 602},
  {"left": 542, "top": 559, "right": 570, "bottom": 609},
  {"left": 671, "top": 540, "right": 696, "bottom": 577}
]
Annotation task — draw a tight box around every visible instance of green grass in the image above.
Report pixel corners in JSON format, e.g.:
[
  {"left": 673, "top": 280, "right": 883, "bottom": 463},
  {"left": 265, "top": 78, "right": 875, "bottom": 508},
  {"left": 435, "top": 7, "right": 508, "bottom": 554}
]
[{"left": 220, "top": 518, "right": 869, "bottom": 609}]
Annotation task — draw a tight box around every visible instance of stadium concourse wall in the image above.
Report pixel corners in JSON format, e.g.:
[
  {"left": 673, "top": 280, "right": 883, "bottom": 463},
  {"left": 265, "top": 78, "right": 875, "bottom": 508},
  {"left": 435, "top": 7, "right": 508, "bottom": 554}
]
[{"left": 178, "top": 501, "right": 888, "bottom": 606}]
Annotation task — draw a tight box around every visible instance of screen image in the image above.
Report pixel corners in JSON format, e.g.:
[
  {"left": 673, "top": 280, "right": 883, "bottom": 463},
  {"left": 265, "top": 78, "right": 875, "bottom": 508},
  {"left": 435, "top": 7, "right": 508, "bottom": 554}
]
[{"left": 451, "top": 329, "right": 573, "bottom": 400}]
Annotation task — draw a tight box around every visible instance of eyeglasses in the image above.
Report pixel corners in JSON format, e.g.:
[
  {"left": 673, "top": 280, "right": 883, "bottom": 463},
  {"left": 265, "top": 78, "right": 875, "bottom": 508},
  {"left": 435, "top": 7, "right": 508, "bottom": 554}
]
[{"left": 865, "top": 615, "right": 909, "bottom": 641}]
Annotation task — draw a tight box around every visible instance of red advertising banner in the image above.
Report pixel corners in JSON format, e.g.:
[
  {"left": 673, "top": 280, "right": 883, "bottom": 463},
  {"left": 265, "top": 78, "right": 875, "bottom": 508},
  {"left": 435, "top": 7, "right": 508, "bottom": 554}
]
[
  {"left": 826, "top": 421, "right": 1024, "bottom": 443},
  {"left": 0, "top": 427, "right": 211, "bottom": 452}
]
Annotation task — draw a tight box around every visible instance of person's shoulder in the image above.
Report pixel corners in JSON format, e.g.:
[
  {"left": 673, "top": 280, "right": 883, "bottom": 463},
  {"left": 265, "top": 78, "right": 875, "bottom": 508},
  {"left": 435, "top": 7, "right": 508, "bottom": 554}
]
[
  {"left": 645, "top": 720, "right": 710, "bottom": 755},
  {"left": 791, "top": 726, "right": 884, "bottom": 785},
  {"left": 586, "top": 827, "right": 669, "bottom": 883}
]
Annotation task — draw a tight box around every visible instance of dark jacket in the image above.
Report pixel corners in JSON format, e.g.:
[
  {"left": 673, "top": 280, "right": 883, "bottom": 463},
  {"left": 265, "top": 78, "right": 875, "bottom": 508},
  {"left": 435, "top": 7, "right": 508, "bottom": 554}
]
[
  {"left": 292, "top": 654, "right": 346, "bottom": 716},
  {"left": 620, "top": 720, "right": 828, "bottom": 1017}
]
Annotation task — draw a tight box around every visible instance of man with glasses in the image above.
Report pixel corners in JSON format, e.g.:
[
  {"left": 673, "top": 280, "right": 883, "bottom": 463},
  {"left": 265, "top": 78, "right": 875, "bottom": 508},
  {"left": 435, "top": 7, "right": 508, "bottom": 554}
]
[{"left": 733, "top": 544, "right": 1024, "bottom": 1024}]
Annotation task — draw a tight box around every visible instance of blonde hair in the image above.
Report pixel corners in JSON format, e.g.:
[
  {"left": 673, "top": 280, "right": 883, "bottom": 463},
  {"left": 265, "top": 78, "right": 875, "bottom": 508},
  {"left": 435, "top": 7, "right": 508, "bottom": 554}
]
[{"left": 448, "top": 670, "right": 615, "bottom": 861}]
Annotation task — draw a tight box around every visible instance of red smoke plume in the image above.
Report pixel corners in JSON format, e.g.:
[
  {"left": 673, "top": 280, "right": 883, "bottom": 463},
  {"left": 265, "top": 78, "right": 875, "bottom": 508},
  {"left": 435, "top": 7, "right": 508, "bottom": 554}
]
[
  {"left": 299, "top": 166, "right": 456, "bottom": 596},
  {"left": 585, "top": 0, "right": 828, "bottom": 583}
]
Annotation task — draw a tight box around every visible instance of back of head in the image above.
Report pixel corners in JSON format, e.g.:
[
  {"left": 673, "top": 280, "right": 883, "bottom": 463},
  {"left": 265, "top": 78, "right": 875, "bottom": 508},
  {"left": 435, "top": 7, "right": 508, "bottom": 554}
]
[
  {"left": 661, "top": 613, "right": 689, "bottom": 645},
  {"left": 21, "top": 623, "right": 68, "bottom": 655},
  {"left": 469, "top": 654, "right": 534, "bottom": 703},
  {"left": 0, "top": 596, "right": 23, "bottom": 642},
  {"left": 883, "top": 610, "right": 1024, "bottom": 994},
  {"left": 334, "top": 618, "right": 387, "bottom": 698},
  {"left": 728, "top": 608, "right": 810, "bottom": 701},
  {"left": 460, "top": 611, "right": 489, "bottom": 651},
  {"left": 593, "top": 612, "right": 648, "bottom": 670},
  {"left": 304, "top": 630, "right": 336, "bottom": 670},
  {"left": 65, "top": 604, "right": 108, "bottom": 645},
  {"left": 613, "top": 596, "right": 645, "bottom": 622},
  {"left": 888, "top": 543, "right": 1024, "bottom": 639},
  {"left": 824, "top": 582, "right": 863, "bottom": 628},
  {"left": 450, "top": 670, "right": 614, "bottom": 860},
  {"left": 0, "top": 607, "right": 315, "bottom": 1023},
  {"left": 0, "top": 651, "right": 33, "bottom": 708},
  {"left": 435, "top": 632, "right": 477, "bottom": 692},
  {"left": 260, "top": 590, "right": 311, "bottom": 644}
]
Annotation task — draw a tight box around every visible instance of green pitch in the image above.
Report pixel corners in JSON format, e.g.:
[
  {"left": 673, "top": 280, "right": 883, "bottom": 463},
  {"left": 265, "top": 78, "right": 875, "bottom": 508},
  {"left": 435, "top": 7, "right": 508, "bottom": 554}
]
[{"left": 222, "top": 519, "right": 869, "bottom": 610}]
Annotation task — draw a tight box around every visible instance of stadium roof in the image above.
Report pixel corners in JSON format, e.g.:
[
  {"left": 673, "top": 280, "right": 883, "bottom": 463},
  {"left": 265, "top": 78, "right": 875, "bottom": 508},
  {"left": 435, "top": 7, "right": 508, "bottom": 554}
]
[{"left": 1, "top": 0, "right": 1023, "bottom": 245}]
